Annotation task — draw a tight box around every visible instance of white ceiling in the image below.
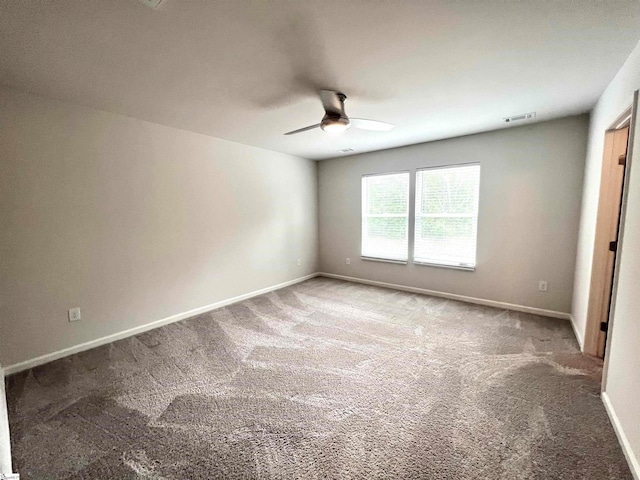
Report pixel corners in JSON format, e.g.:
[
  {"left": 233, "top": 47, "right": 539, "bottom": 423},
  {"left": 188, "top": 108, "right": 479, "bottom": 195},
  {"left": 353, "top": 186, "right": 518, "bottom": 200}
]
[{"left": 1, "top": 1, "right": 639, "bottom": 160}]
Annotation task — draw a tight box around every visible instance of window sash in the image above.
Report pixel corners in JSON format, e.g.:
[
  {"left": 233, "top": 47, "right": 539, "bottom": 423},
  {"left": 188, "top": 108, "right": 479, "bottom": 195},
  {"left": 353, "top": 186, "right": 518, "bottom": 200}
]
[
  {"left": 414, "top": 164, "right": 480, "bottom": 269},
  {"left": 361, "top": 172, "right": 410, "bottom": 262}
]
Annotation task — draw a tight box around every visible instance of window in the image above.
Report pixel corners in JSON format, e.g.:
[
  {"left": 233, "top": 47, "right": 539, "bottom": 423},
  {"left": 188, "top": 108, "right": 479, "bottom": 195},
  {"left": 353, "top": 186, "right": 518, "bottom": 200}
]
[
  {"left": 361, "top": 172, "right": 410, "bottom": 262},
  {"left": 414, "top": 164, "right": 480, "bottom": 269}
]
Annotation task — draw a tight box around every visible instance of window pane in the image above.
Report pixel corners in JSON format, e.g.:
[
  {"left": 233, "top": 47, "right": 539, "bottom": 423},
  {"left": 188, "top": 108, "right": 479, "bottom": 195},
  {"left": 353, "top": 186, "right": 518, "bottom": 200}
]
[
  {"left": 414, "top": 165, "right": 480, "bottom": 267},
  {"left": 366, "top": 174, "right": 409, "bottom": 215},
  {"left": 419, "top": 166, "right": 479, "bottom": 214},
  {"left": 362, "top": 173, "right": 409, "bottom": 261}
]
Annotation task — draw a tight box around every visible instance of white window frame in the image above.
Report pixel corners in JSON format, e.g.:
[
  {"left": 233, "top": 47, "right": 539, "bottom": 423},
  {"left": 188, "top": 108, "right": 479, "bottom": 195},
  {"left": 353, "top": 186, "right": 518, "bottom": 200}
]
[
  {"left": 361, "top": 171, "right": 410, "bottom": 264},
  {"left": 413, "top": 163, "right": 480, "bottom": 271}
]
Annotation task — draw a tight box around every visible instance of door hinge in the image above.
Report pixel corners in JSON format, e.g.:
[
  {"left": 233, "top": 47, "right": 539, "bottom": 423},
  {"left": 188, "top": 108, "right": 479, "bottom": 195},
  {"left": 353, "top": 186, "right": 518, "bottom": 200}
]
[
  {"left": 609, "top": 241, "right": 617, "bottom": 252},
  {"left": 619, "top": 154, "right": 626, "bottom": 166},
  {"left": 600, "top": 322, "right": 608, "bottom": 333}
]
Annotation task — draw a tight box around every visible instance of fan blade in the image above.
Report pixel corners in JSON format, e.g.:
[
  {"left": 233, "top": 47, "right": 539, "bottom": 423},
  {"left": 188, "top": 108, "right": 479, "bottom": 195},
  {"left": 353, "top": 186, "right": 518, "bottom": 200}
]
[
  {"left": 319, "top": 90, "right": 345, "bottom": 116},
  {"left": 350, "top": 118, "right": 395, "bottom": 131},
  {"left": 284, "top": 124, "right": 321, "bottom": 135}
]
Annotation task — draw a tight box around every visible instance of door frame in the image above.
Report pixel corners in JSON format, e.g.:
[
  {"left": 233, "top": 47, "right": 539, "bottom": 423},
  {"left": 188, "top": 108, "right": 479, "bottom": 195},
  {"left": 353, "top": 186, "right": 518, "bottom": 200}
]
[
  {"left": 584, "top": 92, "right": 637, "bottom": 359},
  {"left": 601, "top": 91, "right": 638, "bottom": 391}
]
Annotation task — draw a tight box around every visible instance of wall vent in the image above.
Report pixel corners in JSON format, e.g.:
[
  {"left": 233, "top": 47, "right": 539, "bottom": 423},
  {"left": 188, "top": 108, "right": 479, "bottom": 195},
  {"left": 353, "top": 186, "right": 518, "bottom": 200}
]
[{"left": 503, "top": 112, "right": 536, "bottom": 123}]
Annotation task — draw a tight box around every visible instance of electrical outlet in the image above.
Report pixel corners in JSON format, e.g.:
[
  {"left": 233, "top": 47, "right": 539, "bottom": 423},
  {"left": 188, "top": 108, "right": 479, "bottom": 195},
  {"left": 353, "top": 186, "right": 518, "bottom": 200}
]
[
  {"left": 346, "top": 258, "right": 351, "bottom": 265},
  {"left": 68, "top": 307, "right": 81, "bottom": 322},
  {"left": 538, "top": 281, "right": 548, "bottom": 292},
  {"left": 297, "top": 258, "right": 301, "bottom": 266}
]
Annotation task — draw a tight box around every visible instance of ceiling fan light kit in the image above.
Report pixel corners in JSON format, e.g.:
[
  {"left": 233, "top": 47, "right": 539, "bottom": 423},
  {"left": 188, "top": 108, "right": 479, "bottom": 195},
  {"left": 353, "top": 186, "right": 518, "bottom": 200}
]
[
  {"left": 321, "top": 117, "right": 350, "bottom": 133},
  {"left": 284, "top": 90, "right": 394, "bottom": 136}
]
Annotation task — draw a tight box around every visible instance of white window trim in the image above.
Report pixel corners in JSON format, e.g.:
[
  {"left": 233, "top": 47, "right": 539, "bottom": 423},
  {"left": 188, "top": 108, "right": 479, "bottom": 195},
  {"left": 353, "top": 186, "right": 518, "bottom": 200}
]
[
  {"left": 362, "top": 256, "right": 408, "bottom": 265},
  {"left": 413, "top": 260, "right": 475, "bottom": 271}
]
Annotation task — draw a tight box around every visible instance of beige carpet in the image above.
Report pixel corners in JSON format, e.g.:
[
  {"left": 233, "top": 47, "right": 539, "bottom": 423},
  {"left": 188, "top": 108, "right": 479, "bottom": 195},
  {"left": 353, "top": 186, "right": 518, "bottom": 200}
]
[{"left": 6, "top": 277, "right": 632, "bottom": 479}]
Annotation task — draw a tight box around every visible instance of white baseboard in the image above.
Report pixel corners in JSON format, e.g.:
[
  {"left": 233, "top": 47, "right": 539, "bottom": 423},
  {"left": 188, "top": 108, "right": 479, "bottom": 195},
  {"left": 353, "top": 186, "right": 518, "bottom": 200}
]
[
  {"left": 569, "top": 314, "right": 585, "bottom": 351},
  {"left": 318, "top": 272, "right": 571, "bottom": 320},
  {"left": 4, "top": 273, "right": 319, "bottom": 376},
  {"left": 602, "top": 391, "right": 640, "bottom": 479},
  {"left": 0, "top": 367, "right": 14, "bottom": 476},
  {"left": 4, "top": 271, "right": 572, "bottom": 375}
]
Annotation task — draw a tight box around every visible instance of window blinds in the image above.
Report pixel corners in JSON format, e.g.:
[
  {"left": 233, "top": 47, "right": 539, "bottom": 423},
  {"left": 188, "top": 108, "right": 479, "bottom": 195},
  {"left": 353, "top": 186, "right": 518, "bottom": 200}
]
[
  {"left": 414, "top": 164, "right": 480, "bottom": 268},
  {"left": 361, "top": 172, "right": 410, "bottom": 262}
]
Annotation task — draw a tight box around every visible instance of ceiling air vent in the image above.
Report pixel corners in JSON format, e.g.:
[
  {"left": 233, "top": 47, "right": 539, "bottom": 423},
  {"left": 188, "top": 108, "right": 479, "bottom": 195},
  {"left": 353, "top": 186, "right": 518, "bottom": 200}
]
[{"left": 503, "top": 112, "right": 536, "bottom": 123}]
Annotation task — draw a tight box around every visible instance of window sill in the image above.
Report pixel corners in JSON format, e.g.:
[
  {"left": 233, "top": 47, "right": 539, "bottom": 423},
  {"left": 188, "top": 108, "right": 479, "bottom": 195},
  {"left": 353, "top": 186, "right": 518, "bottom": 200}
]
[
  {"left": 361, "top": 256, "right": 408, "bottom": 265},
  {"left": 413, "top": 261, "right": 475, "bottom": 271}
]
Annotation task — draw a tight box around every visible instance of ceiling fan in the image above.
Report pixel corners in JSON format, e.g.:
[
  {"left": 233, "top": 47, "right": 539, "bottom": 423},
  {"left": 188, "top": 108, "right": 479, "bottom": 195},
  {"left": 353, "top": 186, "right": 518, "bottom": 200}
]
[{"left": 284, "top": 90, "right": 395, "bottom": 135}]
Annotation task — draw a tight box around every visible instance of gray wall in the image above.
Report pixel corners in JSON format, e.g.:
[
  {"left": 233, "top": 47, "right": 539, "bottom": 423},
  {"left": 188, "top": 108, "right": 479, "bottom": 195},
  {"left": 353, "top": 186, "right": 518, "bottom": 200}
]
[
  {"left": 606, "top": 102, "right": 640, "bottom": 478},
  {"left": 319, "top": 115, "right": 589, "bottom": 313},
  {"left": 0, "top": 88, "right": 318, "bottom": 367},
  {"left": 572, "top": 40, "right": 640, "bottom": 351},
  {"left": 588, "top": 40, "right": 640, "bottom": 476}
]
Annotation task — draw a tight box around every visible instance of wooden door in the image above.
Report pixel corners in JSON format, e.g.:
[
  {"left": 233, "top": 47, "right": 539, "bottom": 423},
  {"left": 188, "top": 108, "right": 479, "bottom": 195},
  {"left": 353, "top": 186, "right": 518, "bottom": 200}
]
[{"left": 586, "top": 126, "right": 629, "bottom": 358}]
